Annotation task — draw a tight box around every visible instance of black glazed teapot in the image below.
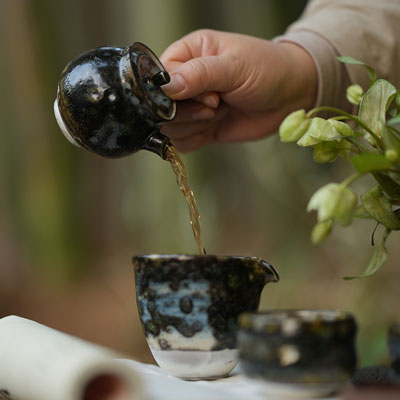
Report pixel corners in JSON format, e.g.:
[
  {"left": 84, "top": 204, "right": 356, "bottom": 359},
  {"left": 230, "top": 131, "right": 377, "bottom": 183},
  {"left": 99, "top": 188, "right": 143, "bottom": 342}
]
[{"left": 54, "top": 42, "right": 176, "bottom": 159}]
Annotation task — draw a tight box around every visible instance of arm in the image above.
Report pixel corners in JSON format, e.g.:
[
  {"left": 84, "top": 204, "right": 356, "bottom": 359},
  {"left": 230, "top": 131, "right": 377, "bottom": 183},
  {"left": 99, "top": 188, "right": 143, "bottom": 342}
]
[{"left": 279, "top": 0, "right": 400, "bottom": 109}]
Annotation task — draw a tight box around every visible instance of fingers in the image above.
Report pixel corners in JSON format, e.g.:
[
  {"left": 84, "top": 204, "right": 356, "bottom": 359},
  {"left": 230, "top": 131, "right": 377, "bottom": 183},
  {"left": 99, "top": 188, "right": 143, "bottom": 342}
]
[
  {"left": 171, "top": 130, "right": 215, "bottom": 153},
  {"left": 162, "top": 120, "right": 214, "bottom": 141},
  {"left": 160, "top": 102, "right": 230, "bottom": 152},
  {"left": 161, "top": 54, "right": 241, "bottom": 100},
  {"left": 160, "top": 29, "right": 220, "bottom": 67},
  {"left": 193, "top": 92, "right": 220, "bottom": 109},
  {"left": 171, "top": 100, "right": 217, "bottom": 123}
]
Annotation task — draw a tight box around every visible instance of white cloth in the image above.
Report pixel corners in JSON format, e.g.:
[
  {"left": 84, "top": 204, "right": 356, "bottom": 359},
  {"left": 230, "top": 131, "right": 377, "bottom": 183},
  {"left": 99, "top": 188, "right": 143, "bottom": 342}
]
[{"left": 121, "top": 359, "right": 342, "bottom": 400}]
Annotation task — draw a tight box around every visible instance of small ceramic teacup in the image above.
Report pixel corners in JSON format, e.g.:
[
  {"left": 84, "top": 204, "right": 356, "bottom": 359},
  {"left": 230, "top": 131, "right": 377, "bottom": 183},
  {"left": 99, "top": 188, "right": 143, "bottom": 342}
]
[
  {"left": 237, "top": 309, "right": 358, "bottom": 398},
  {"left": 132, "top": 254, "right": 279, "bottom": 380},
  {"left": 388, "top": 321, "right": 400, "bottom": 380}
]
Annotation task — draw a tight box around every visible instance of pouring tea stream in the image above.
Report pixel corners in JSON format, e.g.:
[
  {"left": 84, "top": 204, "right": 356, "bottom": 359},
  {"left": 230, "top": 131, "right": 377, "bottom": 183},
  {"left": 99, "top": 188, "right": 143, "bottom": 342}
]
[
  {"left": 54, "top": 41, "right": 280, "bottom": 381},
  {"left": 54, "top": 42, "right": 206, "bottom": 254}
]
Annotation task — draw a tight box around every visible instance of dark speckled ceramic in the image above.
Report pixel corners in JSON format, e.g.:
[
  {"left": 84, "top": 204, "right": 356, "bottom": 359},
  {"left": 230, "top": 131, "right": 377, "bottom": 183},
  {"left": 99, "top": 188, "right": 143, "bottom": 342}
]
[
  {"left": 132, "top": 254, "right": 279, "bottom": 380},
  {"left": 388, "top": 321, "right": 400, "bottom": 379},
  {"left": 55, "top": 42, "right": 176, "bottom": 159},
  {"left": 238, "top": 309, "right": 358, "bottom": 398}
]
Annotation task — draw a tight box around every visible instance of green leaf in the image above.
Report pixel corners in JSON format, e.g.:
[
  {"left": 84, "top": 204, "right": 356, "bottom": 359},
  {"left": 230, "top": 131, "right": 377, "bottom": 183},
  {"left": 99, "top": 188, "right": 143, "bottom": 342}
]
[
  {"left": 372, "top": 172, "right": 400, "bottom": 199},
  {"left": 361, "top": 185, "right": 400, "bottom": 230},
  {"left": 359, "top": 79, "right": 397, "bottom": 139},
  {"left": 396, "top": 89, "right": 400, "bottom": 113},
  {"left": 388, "top": 115, "right": 400, "bottom": 125},
  {"left": 344, "top": 228, "right": 390, "bottom": 279},
  {"left": 351, "top": 152, "right": 392, "bottom": 173},
  {"left": 337, "top": 56, "right": 377, "bottom": 83}
]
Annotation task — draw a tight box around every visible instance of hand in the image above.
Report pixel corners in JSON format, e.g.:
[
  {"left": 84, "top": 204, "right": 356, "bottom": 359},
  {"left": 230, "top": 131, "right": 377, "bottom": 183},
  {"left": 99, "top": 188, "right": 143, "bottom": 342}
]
[{"left": 160, "top": 29, "right": 317, "bottom": 152}]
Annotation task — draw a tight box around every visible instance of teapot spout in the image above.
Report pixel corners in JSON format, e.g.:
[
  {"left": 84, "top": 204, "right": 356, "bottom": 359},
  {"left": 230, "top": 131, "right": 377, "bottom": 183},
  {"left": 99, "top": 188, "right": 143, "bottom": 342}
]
[{"left": 142, "top": 130, "right": 171, "bottom": 159}]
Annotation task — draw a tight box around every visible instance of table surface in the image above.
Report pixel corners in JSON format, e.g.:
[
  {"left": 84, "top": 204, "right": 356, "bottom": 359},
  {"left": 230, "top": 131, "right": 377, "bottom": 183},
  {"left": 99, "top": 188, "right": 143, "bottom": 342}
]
[
  {"left": 123, "top": 360, "right": 400, "bottom": 400},
  {"left": 2, "top": 360, "right": 399, "bottom": 400}
]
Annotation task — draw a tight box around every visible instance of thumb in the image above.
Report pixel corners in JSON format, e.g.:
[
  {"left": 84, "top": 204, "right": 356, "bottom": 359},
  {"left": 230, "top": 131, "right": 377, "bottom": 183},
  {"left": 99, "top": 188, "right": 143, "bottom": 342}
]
[{"left": 162, "top": 55, "right": 241, "bottom": 100}]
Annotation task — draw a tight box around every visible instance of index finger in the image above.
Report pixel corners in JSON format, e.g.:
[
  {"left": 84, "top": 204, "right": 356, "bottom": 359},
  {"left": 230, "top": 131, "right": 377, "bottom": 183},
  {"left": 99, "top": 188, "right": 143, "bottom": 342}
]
[
  {"left": 160, "top": 39, "right": 193, "bottom": 72},
  {"left": 160, "top": 29, "right": 219, "bottom": 70}
]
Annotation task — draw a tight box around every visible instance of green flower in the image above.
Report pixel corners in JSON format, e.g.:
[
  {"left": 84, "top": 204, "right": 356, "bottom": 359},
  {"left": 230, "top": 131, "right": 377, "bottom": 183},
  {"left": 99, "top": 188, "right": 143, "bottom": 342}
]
[
  {"left": 311, "top": 220, "right": 334, "bottom": 244},
  {"left": 346, "top": 84, "right": 364, "bottom": 105},
  {"left": 313, "top": 140, "right": 352, "bottom": 163},
  {"left": 297, "top": 130, "right": 320, "bottom": 147},
  {"left": 279, "top": 110, "right": 310, "bottom": 142},
  {"left": 328, "top": 120, "right": 354, "bottom": 137},
  {"left": 308, "top": 117, "right": 342, "bottom": 141},
  {"left": 307, "top": 183, "right": 357, "bottom": 226},
  {"left": 385, "top": 149, "right": 399, "bottom": 162}
]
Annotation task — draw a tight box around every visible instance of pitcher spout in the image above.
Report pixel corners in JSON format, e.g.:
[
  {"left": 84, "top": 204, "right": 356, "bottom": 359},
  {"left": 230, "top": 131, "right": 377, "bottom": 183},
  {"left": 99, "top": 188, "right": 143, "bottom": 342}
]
[{"left": 254, "top": 258, "right": 279, "bottom": 284}]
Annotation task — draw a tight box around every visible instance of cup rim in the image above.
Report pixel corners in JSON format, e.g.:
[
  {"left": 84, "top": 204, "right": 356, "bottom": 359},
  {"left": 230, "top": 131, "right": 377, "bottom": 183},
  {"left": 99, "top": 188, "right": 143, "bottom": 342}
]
[
  {"left": 132, "top": 253, "right": 260, "bottom": 261},
  {"left": 132, "top": 254, "right": 279, "bottom": 281},
  {"left": 239, "top": 309, "right": 356, "bottom": 331}
]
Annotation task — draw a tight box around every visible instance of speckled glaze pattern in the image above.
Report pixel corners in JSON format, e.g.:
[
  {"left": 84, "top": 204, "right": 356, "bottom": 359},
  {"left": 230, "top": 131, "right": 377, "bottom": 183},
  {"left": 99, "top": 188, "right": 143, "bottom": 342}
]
[
  {"left": 388, "top": 321, "right": 400, "bottom": 376},
  {"left": 133, "top": 255, "right": 279, "bottom": 351},
  {"left": 55, "top": 42, "right": 175, "bottom": 159},
  {"left": 132, "top": 255, "right": 278, "bottom": 379},
  {"left": 238, "top": 309, "right": 357, "bottom": 386}
]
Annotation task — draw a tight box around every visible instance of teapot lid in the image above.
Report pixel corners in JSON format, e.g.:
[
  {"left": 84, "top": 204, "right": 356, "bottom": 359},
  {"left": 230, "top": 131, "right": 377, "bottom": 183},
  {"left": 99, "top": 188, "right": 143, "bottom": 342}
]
[{"left": 127, "top": 42, "right": 176, "bottom": 122}]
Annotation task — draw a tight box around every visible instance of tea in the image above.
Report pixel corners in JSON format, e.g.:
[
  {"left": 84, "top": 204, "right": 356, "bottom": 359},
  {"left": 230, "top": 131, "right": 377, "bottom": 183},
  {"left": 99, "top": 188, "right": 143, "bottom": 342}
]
[{"left": 165, "top": 145, "right": 206, "bottom": 255}]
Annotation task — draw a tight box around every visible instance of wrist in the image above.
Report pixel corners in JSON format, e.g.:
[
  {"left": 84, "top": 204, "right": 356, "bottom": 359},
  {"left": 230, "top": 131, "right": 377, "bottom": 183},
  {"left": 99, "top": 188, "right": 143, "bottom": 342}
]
[{"left": 275, "top": 41, "right": 318, "bottom": 112}]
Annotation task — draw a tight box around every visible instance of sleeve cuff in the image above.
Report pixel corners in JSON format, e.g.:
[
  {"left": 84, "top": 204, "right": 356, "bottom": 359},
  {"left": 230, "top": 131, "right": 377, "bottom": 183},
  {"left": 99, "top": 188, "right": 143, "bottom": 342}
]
[{"left": 273, "top": 30, "right": 352, "bottom": 112}]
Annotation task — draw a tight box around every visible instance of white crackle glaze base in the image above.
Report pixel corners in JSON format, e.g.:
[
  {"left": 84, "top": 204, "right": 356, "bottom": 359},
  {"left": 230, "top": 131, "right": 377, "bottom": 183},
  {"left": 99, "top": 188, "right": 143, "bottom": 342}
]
[
  {"left": 53, "top": 98, "right": 81, "bottom": 148},
  {"left": 150, "top": 348, "right": 239, "bottom": 380},
  {"left": 254, "top": 379, "right": 347, "bottom": 399}
]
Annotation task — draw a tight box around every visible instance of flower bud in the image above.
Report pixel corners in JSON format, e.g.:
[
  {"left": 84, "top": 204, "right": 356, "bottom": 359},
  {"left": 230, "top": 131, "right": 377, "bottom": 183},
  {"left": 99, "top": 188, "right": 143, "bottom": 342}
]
[
  {"left": 328, "top": 119, "right": 353, "bottom": 137},
  {"left": 307, "top": 117, "right": 342, "bottom": 141},
  {"left": 297, "top": 131, "right": 320, "bottom": 147},
  {"left": 335, "top": 188, "right": 358, "bottom": 226},
  {"left": 313, "top": 142, "right": 338, "bottom": 163},
  {"left": 307, "top": 183, "right": 357, "bottom": 226},
  {"left": 385, "top": 149, "right": 399, "bottom": 162},
  {"left": 311, "top": 220, "right": 333, "bottom": 244},
  {"left": 346, "top": 84, "right": 364, "bottom": 105},
  {"left": 313, "top": 140, "right": 352, "bottom": 163},
  {"left": 279, "top": 109, "right": 310, "bottom": 142}
]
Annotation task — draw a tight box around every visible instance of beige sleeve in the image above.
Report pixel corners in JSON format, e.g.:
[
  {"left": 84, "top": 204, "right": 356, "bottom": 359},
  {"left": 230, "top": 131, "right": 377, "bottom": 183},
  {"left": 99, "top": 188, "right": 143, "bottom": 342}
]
[{"left": 274, "top": 0, "right": 400, "bottom": 110}]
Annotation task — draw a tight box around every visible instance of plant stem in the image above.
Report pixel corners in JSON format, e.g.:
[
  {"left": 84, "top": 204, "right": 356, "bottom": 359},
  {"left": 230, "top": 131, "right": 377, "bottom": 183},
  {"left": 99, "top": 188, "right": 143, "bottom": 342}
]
[
  {"left": 341, "top": 172, "right": 364, "bottom": 188},
  {"left": 330, "top": 116, "right": 349, "bottom": 121},
  {"left": 307, "top": 106, "right": 384, "bottom": 149},
  {"left": 344, "top": 136, "right": 370, "bottom": 153}
]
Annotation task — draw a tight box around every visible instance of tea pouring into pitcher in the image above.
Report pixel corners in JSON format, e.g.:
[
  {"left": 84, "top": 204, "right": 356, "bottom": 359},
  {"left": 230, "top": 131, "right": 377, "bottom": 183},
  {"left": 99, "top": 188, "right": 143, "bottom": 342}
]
[{"left": 54, "top": 41, "right": 206, "bottom": 254}]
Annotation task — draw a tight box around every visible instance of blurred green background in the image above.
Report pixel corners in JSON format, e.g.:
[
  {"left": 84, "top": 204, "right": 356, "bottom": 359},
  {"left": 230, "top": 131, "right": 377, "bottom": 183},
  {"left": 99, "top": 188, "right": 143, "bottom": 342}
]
[{"left": 0, "top": 0, "right": 399, "bottom": 366}]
